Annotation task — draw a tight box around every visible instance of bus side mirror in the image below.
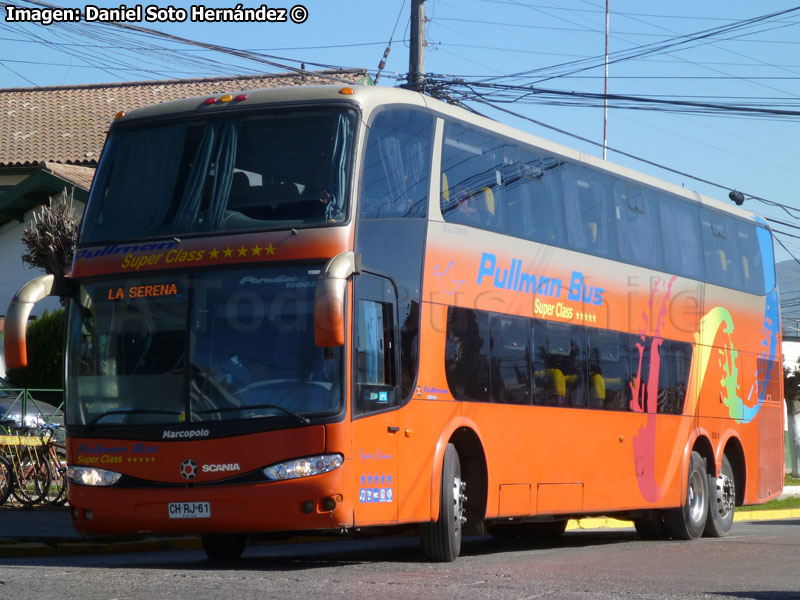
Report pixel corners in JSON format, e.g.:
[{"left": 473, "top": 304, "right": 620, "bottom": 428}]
[
  {"left": 314, "top": 251, "right": 360, "bottom": 347},
  {"left": 4, "top": 274, "right": 56, "bottom": 369}
]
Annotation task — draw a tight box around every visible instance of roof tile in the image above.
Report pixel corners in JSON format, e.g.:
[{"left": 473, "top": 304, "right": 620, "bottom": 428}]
[{"left": 0, "top": 69, "right": 367, "bottom": 167}]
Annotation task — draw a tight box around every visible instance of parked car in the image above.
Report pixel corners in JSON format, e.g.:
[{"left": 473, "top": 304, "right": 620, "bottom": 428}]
[{"left": 0, "top": 376, "right": 64, "bottom": 429}]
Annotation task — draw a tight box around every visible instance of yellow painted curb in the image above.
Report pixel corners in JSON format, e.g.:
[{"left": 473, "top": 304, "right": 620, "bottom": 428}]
[
  {"left": 567, "top": 508, "right": 800, "bottom": 531},
  {"left": 735, "top": 508, "right": 800, "bottom": 521}
]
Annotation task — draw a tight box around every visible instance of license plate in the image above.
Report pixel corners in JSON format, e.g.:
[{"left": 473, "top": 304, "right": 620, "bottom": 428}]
[{"left": 168, "top": 501, "right": 211, "bottom": 519}]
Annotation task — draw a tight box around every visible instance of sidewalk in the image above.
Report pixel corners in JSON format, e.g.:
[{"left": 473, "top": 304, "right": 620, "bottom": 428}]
[{"left": 2, "top": 488, "right": 799, "bottom": 558}]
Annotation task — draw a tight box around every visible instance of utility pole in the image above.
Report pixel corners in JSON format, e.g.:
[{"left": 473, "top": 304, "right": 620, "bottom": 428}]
[{"left": 409, "top": 0, "right": 426, "bottom": 91}]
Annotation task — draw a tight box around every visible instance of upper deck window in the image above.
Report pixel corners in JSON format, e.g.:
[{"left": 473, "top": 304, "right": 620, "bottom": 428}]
[
  {"left": 440, "top": 122, "right": 506, "bottom": 232},
  {"left": 81, "top": 108, "right": 356, "bottom": 244},
  {"left": 360, "top": 108, "right": 434, "bottom": 219}
]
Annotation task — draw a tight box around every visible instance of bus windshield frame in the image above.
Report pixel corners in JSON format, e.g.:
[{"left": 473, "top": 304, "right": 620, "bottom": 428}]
[
  {"left": 80, "top": 105, "right": 357, "bottom": 245},
  {"left": 65, "top": 264, "right": 344, "bottom": 433}
]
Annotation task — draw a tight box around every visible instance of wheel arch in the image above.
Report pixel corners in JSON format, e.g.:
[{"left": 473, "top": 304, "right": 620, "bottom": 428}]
[
  {"left": 428, "top": 419, "right": 488, "bottom": 534},
  {"left": 449, "top": 426, "right": 488, "bottom": 535},
  {"left": 691, "top": 434, "right": 715, "bottom": 479},
  {"left": 722, "top": 435, "right": 746, "bottom": 506}
]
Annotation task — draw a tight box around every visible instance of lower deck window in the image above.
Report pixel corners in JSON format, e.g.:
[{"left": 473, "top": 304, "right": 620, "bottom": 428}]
[{"left": 444, "top": 306, "right": 692, "bottom": 414}]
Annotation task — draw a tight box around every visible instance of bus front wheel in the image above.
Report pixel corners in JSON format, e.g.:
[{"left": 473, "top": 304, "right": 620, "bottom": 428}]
[
  {"left": 704, "top": 454, "right": 735, "bottom": 537},
  {"left": 664, "top": 451, "right": 708, "bottom": 540},
  {"left": 421, "top": 443, "right": 466, "bottom": 562},
  {"left": 201, "top": 533, "right": 247, "bottom": 561}
]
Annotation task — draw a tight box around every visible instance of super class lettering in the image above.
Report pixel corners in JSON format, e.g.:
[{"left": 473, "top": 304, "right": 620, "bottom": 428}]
[{"left": 477, "top": 251, "right": 604, "bottom": 307}]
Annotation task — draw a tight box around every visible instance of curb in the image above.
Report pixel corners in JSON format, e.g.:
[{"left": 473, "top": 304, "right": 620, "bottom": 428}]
[{"left": 568, "top": 507, "right": 800, "bottom": 531}]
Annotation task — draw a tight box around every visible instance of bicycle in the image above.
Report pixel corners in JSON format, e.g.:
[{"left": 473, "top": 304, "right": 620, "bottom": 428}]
[
  {"left": 39, "top": 424, "right": 67, "bottom": 506},
  {"left": 0, "top": 419, "right": 51, "bottom": 507}
]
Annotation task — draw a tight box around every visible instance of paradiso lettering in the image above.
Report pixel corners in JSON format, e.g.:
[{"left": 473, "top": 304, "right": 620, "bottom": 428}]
[{"left": 476, "top": 252, "right": 604, "bottom": 306}]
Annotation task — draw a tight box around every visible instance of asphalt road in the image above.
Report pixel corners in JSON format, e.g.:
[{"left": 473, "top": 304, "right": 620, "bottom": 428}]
[{"left": 1, "top": 519, "right": 799, "bottom": 600}]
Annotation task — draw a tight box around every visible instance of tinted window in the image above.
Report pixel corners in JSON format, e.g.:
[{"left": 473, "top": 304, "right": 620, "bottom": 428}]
[
  {"left": 587, "top": 329, "right": 631, "bottom": 410},
  {"left": 444, "top": 307, "right": 490, "bottom": 402},
  {"left": 658, "top": 193, "right": 704, "bottom": 280},
  {"left": 441, "top": 122, "right": 505, "bottom": 231},
  {"left": 489, "top": 314, "right": 531, "bottom": 404},
  {"left": 505, "top": 146, "right": 566, "bottom": 245},
  {"left": 66, "top": 266, "right": 343, "bottom": 426},
  {"left": 657, "top": 340, "right": 692, "bottom": 415},
  {"left": 614, "top": 181, "right": 663, "bottom": 270},
  {"left": 736, "top": 221, "right": 767, "bottom": 295},
  {"left": 360, "top": 108, "right": 434, "bottom": 218},
  {"left": 353, "top": 275, "right": 400, "bottom": 416},
  {"left": 631, "top": 336, "right": 691, "bottom": 415},
  {"left": 532, "top": 321, "right": 586, "bottom": 407},
  {"left": 82, "top": 109, "right": 356, "bottom": 243},
  {"left": 702, "top": 209, "right": 744, "bottom": 289},
  {"left": 562, "top": 164, "right": 616, "bottom": 258}
]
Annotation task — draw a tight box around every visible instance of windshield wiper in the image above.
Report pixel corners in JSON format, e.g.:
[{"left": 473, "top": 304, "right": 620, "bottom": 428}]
[
  {"left": 197, "top": 404, "right": 310, "bottom": 425},
  {"left": 85, "top": 408, "right": 184, "bottom": 430}
]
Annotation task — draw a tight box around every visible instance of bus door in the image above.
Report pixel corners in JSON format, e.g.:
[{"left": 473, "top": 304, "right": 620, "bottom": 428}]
[{"left": 351, "top": 272, "right": 402, "bottom": 524}]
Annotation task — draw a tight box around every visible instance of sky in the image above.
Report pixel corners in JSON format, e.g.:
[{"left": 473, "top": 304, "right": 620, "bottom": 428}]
[{"left": 3, "top": 0, "right": 800, "bottom": 268}]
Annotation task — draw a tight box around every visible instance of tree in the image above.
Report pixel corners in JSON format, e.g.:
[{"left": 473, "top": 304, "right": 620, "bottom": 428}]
[
  {"left": 20, "top": 187, "right": 80, "bottom": 306},
  {"left": 785, "top": 360, "right": 800, "bottom": 478}
]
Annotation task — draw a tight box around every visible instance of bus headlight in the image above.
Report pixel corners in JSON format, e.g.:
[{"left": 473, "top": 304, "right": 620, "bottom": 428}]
[
  {"left": 263, "top": 454, "right": 343, "bottom": 481},
  {"left": 66, "top": 466, "right": 122, "bottom": 486}
]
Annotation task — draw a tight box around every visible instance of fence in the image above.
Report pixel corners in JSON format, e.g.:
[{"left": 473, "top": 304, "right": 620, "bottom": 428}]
[{"left": 0, "top": 388, "right": 64, "bottom": 427}]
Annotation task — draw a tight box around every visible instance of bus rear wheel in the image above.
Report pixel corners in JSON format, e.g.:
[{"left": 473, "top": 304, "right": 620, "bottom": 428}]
[
  {"left": 664, "top": 451, "right": 708, "bottom": 540},
  {"left": 201, "top": 533, "right": 247, "bottom": 561},
  {"left": 704, "top": 454, "right": 735, "bottom": 537},
  {"left": 421, "top": 443, "right": 466, "bottom": 562}
]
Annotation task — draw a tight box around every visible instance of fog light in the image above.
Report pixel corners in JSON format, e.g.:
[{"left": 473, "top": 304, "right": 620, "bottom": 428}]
[
  {"left": 70, "top": 507, "right": 80, "bottom": 520},
  {"left": 301, "top": 500, "right": 314, "bottom": 514},
  {"left": 321, "top": 496, "right": 336, "bottom": 511},
  {"left": 85, "top": 510, "right": 94, "bottom": 520}
]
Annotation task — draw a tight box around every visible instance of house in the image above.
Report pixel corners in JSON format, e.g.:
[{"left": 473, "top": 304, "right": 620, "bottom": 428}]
[{"left": 0, "top": 69, "right": 369, "bottom": 375}]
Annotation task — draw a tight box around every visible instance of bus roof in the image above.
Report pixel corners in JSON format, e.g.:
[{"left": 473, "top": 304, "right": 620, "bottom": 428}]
[{"left": 115, "top": 83, "right": 764, "bottom": 226}]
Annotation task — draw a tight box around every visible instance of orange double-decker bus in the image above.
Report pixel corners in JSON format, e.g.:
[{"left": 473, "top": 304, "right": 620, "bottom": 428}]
[{"left": 5, "top": 85, "right": 784, "bottom": 561}]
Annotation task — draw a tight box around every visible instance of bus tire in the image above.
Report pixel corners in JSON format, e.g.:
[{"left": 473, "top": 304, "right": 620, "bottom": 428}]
[
  {"left": 704, "top": 454, "right": 735, "bottom": 537},
  {"left": 201, "top": 533, "right": 247, "bottom": 561},
  {"left": 421, "top": 444, "right": 465, "bottom": 562},
  {"left": 633, "top": 511, "right": 669, "bottom": 540},
  {"left": 664, "top": 451, "right": 708, "bottom": 540}
]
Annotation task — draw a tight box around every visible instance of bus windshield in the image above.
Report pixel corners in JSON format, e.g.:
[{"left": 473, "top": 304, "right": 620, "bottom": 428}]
[
  {"left": 81, "top": 107, "right": 356, "bottom": 244},
  {"left": 66, "top": 265, "right": 342, "bottom": 427}
]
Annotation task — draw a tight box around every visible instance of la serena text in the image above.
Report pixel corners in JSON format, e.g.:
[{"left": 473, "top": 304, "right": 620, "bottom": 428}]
[{"left": 108, "top": 283, "right": 179, "bottom": 301}]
